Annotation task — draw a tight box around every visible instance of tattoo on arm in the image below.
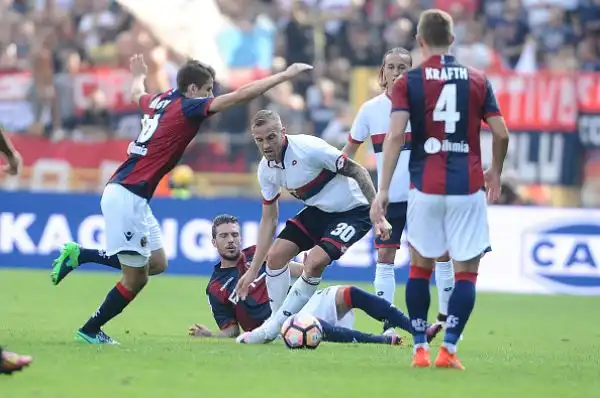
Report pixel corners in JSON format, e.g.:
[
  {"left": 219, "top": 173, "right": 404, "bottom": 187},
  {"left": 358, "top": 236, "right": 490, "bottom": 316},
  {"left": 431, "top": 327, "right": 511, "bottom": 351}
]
[{"left": 338, "top": 158, "right": 377, "bottom": 204}]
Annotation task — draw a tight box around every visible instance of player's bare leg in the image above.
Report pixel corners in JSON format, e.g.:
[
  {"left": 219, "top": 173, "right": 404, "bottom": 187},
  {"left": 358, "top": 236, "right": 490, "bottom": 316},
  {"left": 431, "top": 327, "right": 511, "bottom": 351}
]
[
  {"left": 76, "top": 256, "right": 149, "bottom": 344},
  {"left": 406, "top": 245, "right": 437, "bottom": 368},
  {"left": 148, "top": 249, "right": 168, "bottom": 275},
  {"left": 238, "top": 246, "right": 330, "bottom": 344},
  {"left": 433, "top": 255, "right": 480, "bottom": 370},
  {"left": 264, "top": 239, "right": 300, "bottom": 313}
]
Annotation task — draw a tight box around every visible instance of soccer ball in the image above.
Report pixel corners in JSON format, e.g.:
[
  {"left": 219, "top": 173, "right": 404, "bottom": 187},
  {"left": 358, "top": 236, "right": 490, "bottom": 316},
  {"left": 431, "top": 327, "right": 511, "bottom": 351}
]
[{"left": 280, "top": 314, "right": 323, "bottom": 349}]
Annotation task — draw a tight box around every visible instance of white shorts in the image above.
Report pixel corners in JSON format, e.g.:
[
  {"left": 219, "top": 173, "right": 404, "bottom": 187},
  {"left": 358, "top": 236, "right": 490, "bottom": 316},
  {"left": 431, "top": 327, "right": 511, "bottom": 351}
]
[
  {"left": 297, "top": 286, "right": 355, "bottom": 329},
  {"left": 100, "top": 183, "right": 163, "bottom": 265},
  {"left": 407, "top": 189, "right": 490, "bottom": 262}
]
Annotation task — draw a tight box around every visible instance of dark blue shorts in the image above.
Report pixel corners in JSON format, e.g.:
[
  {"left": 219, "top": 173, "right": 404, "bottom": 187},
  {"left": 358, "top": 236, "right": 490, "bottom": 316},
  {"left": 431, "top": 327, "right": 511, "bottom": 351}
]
[
  {"left": 278, "top": 205, "right": 372, "bottom": 261},
  {"left": 375, "top": 202, "right": 407, "bottom": 249}
]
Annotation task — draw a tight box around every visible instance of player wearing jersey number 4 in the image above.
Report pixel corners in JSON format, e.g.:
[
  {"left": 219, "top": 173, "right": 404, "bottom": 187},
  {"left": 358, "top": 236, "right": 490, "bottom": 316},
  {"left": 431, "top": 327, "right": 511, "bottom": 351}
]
[
  {"left": 343, "top": 47, "right": 454, "bottom": 335},
  {"left": 50, "top": 54, "right": 313, "bottom": 344},
  {"left": 370, "top": 9, "right": 510, "bottom": 369},
  {"left": 234, "top": 110, "right": 383, "bottom": 345}
]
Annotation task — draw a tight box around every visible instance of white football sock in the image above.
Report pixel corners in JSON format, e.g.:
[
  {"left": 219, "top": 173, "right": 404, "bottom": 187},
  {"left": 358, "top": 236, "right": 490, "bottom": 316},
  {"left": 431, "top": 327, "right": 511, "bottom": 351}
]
[
  {"left": 265, "top": 264, "right": 290, "bottom": 313},
  {"left": 435, "top": 260, "right": 455, "bottom": 317},
  {"left": 374, "top": 262, "right": 395, "bottom": 304},
  {"left": 271, "top": 272, "right": 321, "bottom": 329}
]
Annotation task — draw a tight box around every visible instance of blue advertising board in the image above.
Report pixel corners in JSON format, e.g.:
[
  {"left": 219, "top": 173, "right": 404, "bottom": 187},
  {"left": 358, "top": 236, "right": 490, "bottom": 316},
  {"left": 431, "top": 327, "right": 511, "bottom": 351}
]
[{"left": 0, "top": 191, "right": 412, "bottom": 283}]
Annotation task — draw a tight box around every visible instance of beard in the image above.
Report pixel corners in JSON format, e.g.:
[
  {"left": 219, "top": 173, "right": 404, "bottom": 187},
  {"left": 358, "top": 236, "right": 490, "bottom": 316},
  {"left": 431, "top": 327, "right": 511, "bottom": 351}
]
[{"left": 220, "top": 249, "right": 241, "bottom": 262}]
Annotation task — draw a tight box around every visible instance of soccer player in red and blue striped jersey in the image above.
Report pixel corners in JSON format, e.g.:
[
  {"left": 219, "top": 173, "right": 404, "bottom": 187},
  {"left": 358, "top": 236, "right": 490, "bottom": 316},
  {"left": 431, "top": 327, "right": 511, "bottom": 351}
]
[
  {"left": 191, "top": 215, "right": 441, "bottom": 345},
  {"left": 371, "top": 9, "right": 510, "bottom": 369},
  {"left": 50, "top": 55, "right": 313, "bottom": 345}
]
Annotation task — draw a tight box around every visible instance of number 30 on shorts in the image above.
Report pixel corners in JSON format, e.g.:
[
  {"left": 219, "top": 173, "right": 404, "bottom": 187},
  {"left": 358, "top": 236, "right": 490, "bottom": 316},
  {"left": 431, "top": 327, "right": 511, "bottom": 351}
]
[{"left": 330, "top": 222, "right": 356, "bottom": 242}]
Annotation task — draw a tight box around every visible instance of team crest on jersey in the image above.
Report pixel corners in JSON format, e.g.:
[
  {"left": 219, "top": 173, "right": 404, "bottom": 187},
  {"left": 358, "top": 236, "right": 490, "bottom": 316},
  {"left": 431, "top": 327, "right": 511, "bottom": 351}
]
[
  {"left": 140, "top": 236, "right": 148, "bottom": 248},
  {"left": 336, "top": 156, "right": 346, "bottom": 171}
]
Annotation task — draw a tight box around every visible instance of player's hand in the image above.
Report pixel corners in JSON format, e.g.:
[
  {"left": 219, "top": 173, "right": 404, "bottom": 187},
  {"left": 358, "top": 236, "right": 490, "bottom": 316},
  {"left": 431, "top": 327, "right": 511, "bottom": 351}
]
[
  {"left": 370, "top": 191, "right": 392, "bottom": 240},
  {"left": 370, "top": 191, "right": 389, "bottom": 223},
  {"left": 374, "top": 217, "right": 392, "bottom": 241},
  {"left": 234, "top": 268, "right": 258, "bottom": 301},
  {"left": 2, "top": 151, "right": 21, "bottom": 176},
  {"left": 189, "top": 324, "right": 212, "bottom": 337},
  {"left": 284, "top": 63, "right": 313, "bottom": 78},
  {"left": 484, "top": 168, "right": 502, "bottom": 204},
  {"left": 130, "top": 54, "right": 147, "bottom": 77}
]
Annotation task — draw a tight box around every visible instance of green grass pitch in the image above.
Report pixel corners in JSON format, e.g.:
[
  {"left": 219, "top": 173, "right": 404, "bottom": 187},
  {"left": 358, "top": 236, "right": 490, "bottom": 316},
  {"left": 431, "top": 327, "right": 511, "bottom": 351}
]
[{"left": 1, "top": 268, "right": 599, "bottom": 397}]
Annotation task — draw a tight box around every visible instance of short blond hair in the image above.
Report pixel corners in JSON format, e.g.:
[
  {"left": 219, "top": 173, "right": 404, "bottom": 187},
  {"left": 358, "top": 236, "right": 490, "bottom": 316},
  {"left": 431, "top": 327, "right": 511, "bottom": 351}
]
[
  {"left": 417, "top": 9, "right": 454, "bottom": 48},
  {"left": 251, "top": 109, "right": 282, "bottom": 129}
]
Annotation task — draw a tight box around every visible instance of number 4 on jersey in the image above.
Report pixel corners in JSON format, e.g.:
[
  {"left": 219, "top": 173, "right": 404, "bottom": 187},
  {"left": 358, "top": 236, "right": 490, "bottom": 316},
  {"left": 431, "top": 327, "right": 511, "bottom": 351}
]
[{"left": 433, "top": 84, "right": 460, "bottom": 134}]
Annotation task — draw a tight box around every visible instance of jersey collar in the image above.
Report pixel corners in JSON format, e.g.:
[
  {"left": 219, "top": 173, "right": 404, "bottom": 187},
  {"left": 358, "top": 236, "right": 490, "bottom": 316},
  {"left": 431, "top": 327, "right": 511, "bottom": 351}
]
[
  {"left": 423, "top": 54, "right": 456, "bottom": 66},
  {"left": 267, "top": 135, "right": 289, "bottom": 169}
]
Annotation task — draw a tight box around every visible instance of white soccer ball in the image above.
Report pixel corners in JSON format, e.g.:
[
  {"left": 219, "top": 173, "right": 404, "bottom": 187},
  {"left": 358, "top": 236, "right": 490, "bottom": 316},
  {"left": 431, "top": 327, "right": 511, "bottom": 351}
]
[{"left": 280, "top": 314, "right": 323, "bottom": 349}]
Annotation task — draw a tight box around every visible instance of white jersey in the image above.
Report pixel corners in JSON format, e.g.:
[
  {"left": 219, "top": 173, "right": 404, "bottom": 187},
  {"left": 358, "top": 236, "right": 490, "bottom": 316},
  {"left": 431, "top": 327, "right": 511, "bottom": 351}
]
[
  {"left": 258, "top": 134, "right": 368, "bottom": 213},
  {"left": 349, "top": 93, "right": 411, "bottom": 203}
]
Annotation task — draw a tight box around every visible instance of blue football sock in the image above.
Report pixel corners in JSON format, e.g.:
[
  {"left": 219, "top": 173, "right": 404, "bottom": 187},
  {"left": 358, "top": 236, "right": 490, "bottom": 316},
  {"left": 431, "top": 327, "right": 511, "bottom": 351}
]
[
  {"left": 80, "top": 282, "right": 135, "bottom": 334},
  {"left": 319, "top": 319, "right": 395, "bottom": 345},
  {"left": 444, "top": 273, "right": 477, "bottom": 350},
  {"left": 347, "top": 286, "right": 412, "bottom": 333},
  {"left": 79, "top": 248, "right": 121, "bottom": 270},
  {"left": 405, "top": 265, "right": 432, "bottom": 345}
]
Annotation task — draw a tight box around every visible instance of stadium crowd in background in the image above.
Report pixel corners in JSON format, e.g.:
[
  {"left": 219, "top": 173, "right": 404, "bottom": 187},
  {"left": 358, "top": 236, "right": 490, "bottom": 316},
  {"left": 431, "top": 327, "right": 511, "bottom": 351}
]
[{"left": 0, "top": 0, "right": 599, "bottom": 205}]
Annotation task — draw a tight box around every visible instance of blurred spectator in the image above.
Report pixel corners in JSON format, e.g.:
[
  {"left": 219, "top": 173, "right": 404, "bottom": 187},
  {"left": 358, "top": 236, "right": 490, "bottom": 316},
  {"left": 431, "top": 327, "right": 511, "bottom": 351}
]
[
  {"left": 76, "top": 87, "right": 111, "bottom": 140},
  {"left": 0, "top": 0, "right": 599, "bottom": 204},
  {"left": 265, "top": 81, "right": 306, "bottom": 133},
  {"left": 490, "top": 0, "right": 529, "bottom": 69},
  {"left": 578, "top": 37, "right": 600, "bottom": 71},
  {"left": 455, "top": 20, "right": 494, "bottom": 71},
  {"left": 538, "top": 7, "right": 575, "bottom": 55},
  {"left": 306, "top": 77, "right": 337, "bottom": 136},
  {"left": 321, "top": 101, "right": 352, "bottom": 148}
]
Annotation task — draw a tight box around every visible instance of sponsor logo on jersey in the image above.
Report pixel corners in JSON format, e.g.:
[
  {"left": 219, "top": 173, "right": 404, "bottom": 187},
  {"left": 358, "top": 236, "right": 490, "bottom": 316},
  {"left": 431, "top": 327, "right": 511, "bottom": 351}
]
[
  {"left": 424, "top": 137, "right": 469, "bottom": 154},
  {"left": 521, "top": 221, "right": 600, "bottom": 294}
]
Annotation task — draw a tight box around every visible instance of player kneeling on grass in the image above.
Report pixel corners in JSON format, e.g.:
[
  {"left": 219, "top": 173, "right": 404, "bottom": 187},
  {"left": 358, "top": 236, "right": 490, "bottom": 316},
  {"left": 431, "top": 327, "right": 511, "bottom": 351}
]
[{"left": 188, "top": 214, "right": 441, "bottom": 345}]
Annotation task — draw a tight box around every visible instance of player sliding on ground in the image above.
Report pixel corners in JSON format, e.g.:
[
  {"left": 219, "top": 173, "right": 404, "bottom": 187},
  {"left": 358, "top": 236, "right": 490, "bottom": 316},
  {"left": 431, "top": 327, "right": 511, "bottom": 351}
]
[
  {"left": 343, "top": 47, "right": 455, "bottom": 331},
  {"left": 189, "top": 215, "right": 441, "bottom": 344},
  {"left": 233, "top": 109, "right": 385, "bottom": 345},
  {"left": 370, "top": 9, "right": 509, "bottom": 369},
  {"left": 50, "top": 55, "right": 313, "bottom": 344}
]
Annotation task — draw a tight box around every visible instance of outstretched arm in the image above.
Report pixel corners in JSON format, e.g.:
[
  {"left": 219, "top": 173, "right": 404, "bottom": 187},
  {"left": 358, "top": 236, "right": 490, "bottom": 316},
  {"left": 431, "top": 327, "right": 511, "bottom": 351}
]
[
  {"left": 129, "top": 54, "right": 148, "bottom": 105},
  {"left": 234, "top": 201, "right": 279, "bottom": 300},
  {"left": 208, "top": 63, "right": 313, "bottom": 114},
  {"left": 189, "top": 323, "right": 240, "bottom": 338}
]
